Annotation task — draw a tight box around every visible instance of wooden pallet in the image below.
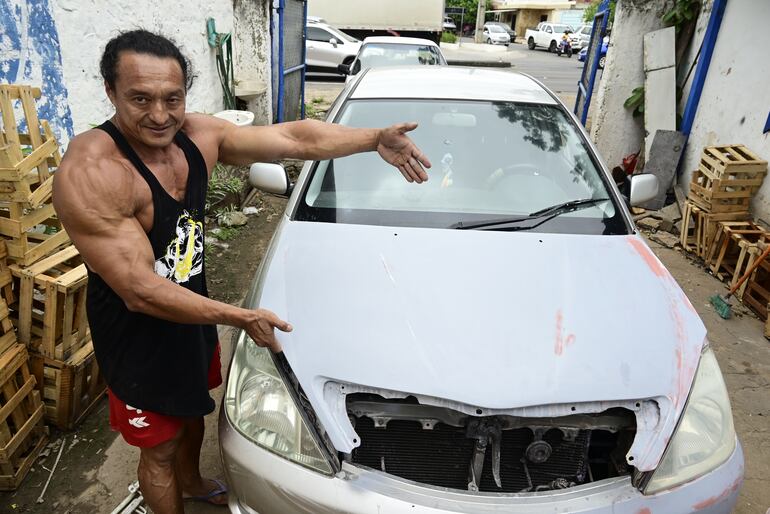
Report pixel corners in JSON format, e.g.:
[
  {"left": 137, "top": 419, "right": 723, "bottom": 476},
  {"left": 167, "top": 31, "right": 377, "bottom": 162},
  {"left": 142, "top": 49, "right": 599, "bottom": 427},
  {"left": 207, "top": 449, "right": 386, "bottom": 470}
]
[
  {"left": 679, "top": 201, "right": 750, "bottom": 258},
  {"left": 706, "top": 221, "right": 767, "bottom": 282},
  {"left": 742, "top": 239, "right": 770, "bottom": 321},
  {"left": 30, "top": 340, "right": 105, "bottom": 430},
  {"left": 10, "top": 245, "right": 89, "bottom": 360},
  {"left": 0, "top": 343, "right": 48, "bottom": 491},
  {"left": 688, "top": 145, "right": 768, "bottom": 214}
]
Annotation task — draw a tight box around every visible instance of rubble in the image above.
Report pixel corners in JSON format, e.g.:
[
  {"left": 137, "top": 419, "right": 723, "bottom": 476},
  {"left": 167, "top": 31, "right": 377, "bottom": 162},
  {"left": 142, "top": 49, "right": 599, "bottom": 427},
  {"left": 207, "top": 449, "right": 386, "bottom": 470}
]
[{"left": 218, "top": 211, "right": 249, "bottom": 227}]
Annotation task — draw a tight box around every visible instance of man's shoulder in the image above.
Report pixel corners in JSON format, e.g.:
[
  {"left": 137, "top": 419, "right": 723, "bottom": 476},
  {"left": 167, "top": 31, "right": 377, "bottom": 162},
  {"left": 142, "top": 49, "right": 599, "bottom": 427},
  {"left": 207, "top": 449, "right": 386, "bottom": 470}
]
[{"left": 57, "top": 129, "right": 134, "bottom": 189}]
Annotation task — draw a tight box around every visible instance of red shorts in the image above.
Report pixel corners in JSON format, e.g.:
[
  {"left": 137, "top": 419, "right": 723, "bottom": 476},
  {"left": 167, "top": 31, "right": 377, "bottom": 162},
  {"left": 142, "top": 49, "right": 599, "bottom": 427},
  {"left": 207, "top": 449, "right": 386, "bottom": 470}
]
[{"left": 108, "top": 343, "right": 223, "bottom": 448}]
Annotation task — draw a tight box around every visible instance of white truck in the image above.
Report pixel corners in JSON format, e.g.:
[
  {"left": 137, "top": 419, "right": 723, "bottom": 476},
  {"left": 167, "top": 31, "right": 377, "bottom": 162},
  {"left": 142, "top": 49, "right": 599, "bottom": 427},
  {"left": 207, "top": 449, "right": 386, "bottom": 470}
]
[
  {"left": 307, "top": 0, "right": 445, "bottom": 43},
  {"left": 525, "top": 22, "right": 575, "bottom": 53}
]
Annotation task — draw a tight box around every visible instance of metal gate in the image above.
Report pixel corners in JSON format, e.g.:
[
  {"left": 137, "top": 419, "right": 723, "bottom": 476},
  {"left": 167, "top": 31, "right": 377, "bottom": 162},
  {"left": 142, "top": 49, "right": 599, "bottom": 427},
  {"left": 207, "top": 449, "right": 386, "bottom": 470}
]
[
  {"left": 273, "top": 0, "right": 307, "bottom": 122},
  {"left": 574, "top": 0, "right": 610, "bottom": 125}
]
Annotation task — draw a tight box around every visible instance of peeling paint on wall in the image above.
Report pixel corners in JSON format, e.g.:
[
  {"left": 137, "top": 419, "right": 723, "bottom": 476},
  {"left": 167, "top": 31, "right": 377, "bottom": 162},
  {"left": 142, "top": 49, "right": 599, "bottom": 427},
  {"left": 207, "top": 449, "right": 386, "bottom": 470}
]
[{"left": 0, "top": 0, "right": 74, "bottom": 144}]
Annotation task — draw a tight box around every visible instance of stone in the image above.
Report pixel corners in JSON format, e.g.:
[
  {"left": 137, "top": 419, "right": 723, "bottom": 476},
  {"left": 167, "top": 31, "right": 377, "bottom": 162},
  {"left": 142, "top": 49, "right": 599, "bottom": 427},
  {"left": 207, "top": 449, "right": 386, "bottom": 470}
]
[
  {"left": 650, "top": 231, "right": 680, "bottom": 248},
  {"left": 243, "top": 206, "right": 261, "bottom": 216},
  {"left": 658, "top": 202, "right": 682, "bottom": 223},
  {"left": 637, "top": 217, "right": 662, "bottom": 231},
  {"left": 219, "top": 211, "right": 248, "bottom": 227}
]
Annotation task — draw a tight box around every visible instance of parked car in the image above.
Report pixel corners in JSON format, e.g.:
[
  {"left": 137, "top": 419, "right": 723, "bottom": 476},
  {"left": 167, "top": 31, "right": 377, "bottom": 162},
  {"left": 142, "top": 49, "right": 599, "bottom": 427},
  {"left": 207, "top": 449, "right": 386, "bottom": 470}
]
[
  {"left": 443, "top": 16, "right": 457, "bottom": 31},
  {"left": 572, "top": 23, "right": 592, "bottom": 49},
  {"left": 220, "top": 66, "right": 744, "bottom": 513},
  {"left": 338, "top": 36, "right": 446, "bottom": 83},
  {"left": 484, "top": 21, "right": 516, "bottom": 41},
  {"left": 525, "top": 22, "right": 574, "bottom": 52},
  {"left": 305, "top": 20, "right": 361, "bottom": 75},
  {"left": 578, "top": 36, "right": 609, "bottom": 69},
  {"left": 482, "top": 24, "right": 511, "bottom": 45}
]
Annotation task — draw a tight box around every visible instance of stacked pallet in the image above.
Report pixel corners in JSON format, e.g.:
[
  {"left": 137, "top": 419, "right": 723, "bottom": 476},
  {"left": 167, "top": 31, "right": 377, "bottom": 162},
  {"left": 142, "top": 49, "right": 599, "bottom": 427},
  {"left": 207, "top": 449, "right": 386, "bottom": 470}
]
[
  {"left": 680, "top": 145, "right": 768, "bottom": 260},
  {"left": 0, "top": 85, "right": 105, "bottom": 439}
]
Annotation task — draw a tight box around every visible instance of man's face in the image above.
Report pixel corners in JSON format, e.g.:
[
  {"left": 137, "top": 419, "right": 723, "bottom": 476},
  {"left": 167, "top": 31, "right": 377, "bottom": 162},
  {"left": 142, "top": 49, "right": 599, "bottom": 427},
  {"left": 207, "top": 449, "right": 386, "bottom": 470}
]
[{"left": 106, "top": 52, "right": 186, "bottom": 148}]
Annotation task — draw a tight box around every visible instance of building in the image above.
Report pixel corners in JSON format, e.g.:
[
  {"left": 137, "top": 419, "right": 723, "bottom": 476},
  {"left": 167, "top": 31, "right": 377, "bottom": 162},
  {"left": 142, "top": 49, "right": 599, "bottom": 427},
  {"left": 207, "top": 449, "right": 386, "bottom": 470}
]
[{"left": 488, "top": 0, "right": 592, "bottom": 36}]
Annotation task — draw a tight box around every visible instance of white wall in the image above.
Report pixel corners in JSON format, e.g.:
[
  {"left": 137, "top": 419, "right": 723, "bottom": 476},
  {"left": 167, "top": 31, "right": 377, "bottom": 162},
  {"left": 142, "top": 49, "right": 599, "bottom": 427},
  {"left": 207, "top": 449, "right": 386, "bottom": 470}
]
[
  {"left": 677, "top": 0, "right": 770, "bottom": 222},
  {"left": 234, "top": 0, "right": 273, "bottom": 125},
  {"left": 590, "top": 0, "right": 673, "bottom": 167},
  {"left": 52, "top": 0, "right": 234, "bottom": 138}
]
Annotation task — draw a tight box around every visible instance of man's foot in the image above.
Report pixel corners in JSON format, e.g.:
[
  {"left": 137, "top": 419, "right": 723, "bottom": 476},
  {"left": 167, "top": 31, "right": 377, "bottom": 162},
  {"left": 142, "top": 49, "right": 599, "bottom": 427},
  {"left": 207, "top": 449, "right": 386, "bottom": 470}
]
[{"left": 182, "top": 478, "right": 228, "bottom": 506}]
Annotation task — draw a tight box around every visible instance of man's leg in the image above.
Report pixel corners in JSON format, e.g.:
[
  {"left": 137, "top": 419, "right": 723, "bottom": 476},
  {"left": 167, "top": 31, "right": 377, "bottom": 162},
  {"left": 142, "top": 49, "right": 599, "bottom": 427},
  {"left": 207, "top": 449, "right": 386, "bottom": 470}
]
[
  {"left": 138, "top": 429, "right": 184, "bottom": 514},
  {"left": 176, "top": 417, "right": 227, "bottom": 505}
]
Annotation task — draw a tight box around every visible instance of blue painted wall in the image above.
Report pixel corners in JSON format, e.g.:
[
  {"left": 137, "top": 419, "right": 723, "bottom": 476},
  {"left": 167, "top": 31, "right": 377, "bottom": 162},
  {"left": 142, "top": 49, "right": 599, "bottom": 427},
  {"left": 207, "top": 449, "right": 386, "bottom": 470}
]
[{"left": 0, "top": 0, "right": 74, "bottom": 144}]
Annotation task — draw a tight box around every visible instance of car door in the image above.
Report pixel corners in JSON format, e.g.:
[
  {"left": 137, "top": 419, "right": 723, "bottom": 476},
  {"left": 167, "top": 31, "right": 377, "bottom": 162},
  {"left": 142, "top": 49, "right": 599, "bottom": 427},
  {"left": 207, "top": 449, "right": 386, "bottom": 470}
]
[{"left": 306, "top": 26, "right": 342, "bottom": 71}]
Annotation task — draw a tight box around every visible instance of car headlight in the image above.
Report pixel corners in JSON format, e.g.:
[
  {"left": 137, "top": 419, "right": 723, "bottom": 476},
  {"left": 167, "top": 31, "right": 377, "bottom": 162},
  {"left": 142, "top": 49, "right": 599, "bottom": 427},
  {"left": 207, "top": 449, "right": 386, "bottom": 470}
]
[
  {"left": 224, "top": 331, "right": 333, "bottom": 474},
  {"left": 645, "top": 347, "right": 736, "bottom": 493}
]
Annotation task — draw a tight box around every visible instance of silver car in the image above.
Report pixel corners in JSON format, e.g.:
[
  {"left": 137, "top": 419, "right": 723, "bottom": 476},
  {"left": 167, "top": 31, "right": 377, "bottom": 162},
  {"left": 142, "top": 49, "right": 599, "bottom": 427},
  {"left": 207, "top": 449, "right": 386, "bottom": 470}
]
[
  {"left": 220, "top": 67, "right": 743, "bottom": 513},
  {"left": 306, "top": 20, "right": 361, "bottom": 75},
  {"left": 482, "top": 24, "right": 511, "bottom": 45}
]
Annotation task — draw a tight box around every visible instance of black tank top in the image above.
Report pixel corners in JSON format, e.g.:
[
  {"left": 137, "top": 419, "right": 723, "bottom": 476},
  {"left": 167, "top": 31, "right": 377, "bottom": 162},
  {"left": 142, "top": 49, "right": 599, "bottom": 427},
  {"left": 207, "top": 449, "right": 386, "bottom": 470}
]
[{"left": 87, "top": 120, "right": 218, "bottom": 417}]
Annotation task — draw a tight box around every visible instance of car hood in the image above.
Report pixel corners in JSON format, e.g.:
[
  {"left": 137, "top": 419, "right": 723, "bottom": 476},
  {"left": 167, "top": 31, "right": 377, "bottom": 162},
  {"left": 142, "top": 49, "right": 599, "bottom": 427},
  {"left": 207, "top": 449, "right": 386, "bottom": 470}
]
[{"left": 249, "top": 220, "right": 706, "bottom": 471}]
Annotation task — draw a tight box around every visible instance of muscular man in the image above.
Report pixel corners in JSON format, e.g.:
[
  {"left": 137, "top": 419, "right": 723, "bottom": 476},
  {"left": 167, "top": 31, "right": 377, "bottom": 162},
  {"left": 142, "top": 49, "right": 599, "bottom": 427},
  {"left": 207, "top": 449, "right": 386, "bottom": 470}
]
[{"left": 53, "top": 30, "right": 430, "bottom": 514}]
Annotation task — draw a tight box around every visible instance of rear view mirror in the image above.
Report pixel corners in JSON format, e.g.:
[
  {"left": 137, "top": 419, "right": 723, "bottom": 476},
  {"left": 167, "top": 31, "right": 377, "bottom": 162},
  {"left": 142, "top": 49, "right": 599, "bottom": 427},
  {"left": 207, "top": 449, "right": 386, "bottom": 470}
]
[
  {"left": 629, "top": 174, "right": 659, "bottom": 207},
  {"left": 337, "top": 63, "right": 350, "bottom": 75},
  {"left": 249, "top": 163, "right": 292, "bottom": 196},
  {"left": 329, "top": 38, "right": 338, "bottom": 48}
]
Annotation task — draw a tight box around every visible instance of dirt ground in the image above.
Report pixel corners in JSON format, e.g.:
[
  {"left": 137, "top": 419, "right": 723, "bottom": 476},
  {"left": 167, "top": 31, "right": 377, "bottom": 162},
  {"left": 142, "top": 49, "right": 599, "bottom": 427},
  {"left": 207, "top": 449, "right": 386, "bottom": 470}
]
[{"left": 1, "top": 84, "right": 767, "bottom": 513}]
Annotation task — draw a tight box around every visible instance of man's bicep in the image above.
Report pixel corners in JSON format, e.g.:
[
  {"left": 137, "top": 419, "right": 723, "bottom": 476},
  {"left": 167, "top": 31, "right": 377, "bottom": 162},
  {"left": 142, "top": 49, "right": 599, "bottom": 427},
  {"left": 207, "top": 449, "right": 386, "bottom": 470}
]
[{"left": 218, "top": 123, "right": 297, "bottom": 165}]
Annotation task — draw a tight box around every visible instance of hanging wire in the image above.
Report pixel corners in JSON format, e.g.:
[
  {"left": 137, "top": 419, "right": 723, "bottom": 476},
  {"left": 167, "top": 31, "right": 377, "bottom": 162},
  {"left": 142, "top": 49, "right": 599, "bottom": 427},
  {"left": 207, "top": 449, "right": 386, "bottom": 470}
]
[{"left": 207, "top": 18, "right": 235, "bottom": 110}]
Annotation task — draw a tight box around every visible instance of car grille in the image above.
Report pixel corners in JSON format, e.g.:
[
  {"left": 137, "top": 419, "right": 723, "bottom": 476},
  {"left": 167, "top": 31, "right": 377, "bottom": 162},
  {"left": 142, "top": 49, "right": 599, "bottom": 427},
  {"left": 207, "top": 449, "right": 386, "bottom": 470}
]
[{"left": 351, "top": 417, "right": 626, "bottom": 493}]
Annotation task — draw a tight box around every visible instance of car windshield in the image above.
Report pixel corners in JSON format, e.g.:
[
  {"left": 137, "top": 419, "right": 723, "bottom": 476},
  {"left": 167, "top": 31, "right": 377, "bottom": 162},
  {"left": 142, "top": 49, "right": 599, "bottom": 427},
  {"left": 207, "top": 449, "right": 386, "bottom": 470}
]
[
  {"left": 487, "top": 25, "right": 506, "bottom": 33},
  {"left": 334, "top": 29, "right": 359, "bottom": 43},
  {"left": 356, "top": 44, "right": 444, "bottom": 69},
  {"left": 553, "top": 24, "right": 573, "bottom": 33},
  {"left": 295, "top": 100, "right": 625, "bottom": 235}
]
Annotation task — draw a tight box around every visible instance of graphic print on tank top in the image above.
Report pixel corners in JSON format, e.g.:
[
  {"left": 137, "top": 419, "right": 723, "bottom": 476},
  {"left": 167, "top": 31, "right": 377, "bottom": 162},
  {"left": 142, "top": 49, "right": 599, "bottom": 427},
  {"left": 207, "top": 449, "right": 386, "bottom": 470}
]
[{"left": 154, "top": 210, "right": 204, "bottom": 283}]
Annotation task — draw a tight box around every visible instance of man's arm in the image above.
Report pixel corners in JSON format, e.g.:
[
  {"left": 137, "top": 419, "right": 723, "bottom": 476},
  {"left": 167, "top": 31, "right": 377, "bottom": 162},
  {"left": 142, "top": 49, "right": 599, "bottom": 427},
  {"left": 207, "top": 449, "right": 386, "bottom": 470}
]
[
  {"left": 52, "top": 148, "right": 291, "bottom": 351},
  {"left": 213, "top": 117, "right": 432, "bottom": 183}
]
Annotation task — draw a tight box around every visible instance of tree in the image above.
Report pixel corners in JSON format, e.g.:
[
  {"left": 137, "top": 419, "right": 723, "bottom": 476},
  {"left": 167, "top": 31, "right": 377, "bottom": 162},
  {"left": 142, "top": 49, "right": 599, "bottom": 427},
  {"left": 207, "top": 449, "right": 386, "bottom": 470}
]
[
  {"left": 445, "top": 0, "right": 492, "bottom": 29},
  {"left": 583, "top": 0, "right": 616, "bottom": 23}
]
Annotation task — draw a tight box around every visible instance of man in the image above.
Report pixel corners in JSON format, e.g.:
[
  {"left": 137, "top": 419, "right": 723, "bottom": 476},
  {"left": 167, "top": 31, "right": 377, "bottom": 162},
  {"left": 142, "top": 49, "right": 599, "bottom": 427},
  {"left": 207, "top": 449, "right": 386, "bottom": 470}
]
[{"left": 53, "top": 30, "right": 430, "bottom": 514}]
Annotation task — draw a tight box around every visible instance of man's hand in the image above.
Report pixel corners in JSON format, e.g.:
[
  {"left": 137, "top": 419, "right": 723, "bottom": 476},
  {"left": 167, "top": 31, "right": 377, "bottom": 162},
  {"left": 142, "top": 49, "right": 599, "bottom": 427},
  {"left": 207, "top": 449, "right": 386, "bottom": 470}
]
[
  {"left": 242, "top": 309, "right": 293, "bottom": 352},
  {"left": 377, "top": 122, "right": 432, "bottom": 183}
]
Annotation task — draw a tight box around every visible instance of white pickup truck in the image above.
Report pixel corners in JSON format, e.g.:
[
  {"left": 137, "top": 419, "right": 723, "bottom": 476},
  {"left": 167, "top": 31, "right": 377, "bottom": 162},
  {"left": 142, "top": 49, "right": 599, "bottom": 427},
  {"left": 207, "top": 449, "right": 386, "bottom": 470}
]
[{"left": 525, "top": 22, "right": 575, "bottom": 52}]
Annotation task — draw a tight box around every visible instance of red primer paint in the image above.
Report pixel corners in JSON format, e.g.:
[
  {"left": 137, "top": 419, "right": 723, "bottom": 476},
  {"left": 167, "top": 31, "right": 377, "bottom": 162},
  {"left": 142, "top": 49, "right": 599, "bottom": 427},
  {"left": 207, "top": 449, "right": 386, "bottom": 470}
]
[
  {"left": 636, "top": 508, "right": 652, "bottom": 514},
  {"left": 627, "top": 237, "right": 668, "bottom": 278},
  {"left": 554, "top": 310, "right": 576, "bottom": 356},
  {"left": 692, "top": 476, "right": 743, "bottom": 510}
]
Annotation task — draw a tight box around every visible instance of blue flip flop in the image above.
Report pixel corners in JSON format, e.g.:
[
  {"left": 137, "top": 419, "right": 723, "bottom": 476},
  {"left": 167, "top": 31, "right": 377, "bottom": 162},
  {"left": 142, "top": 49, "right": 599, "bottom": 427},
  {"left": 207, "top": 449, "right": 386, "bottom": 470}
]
[{"left": 183, "top": 478, "right": 228, "bottom": 506}]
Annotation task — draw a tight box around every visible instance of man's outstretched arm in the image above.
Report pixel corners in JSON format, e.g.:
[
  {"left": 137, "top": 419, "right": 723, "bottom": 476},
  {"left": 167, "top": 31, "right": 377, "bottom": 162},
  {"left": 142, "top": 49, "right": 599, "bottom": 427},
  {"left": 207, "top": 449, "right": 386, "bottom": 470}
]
[
  {"left": 213, "top": 117, "right": 432, "bottom": 183},
  {"left": 52, "top": 150, "right": 290, "bottom": 351}
]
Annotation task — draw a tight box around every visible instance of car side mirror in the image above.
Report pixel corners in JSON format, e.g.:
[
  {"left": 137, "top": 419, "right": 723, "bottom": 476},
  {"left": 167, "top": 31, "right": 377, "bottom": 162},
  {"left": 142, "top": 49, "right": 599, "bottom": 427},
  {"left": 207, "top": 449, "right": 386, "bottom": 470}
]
[
  {"left": 629, "top": 174, "right": 659, "bottom": 207},
  {"left": 337, "top": 63, "right": 350, "bottom": 75},
  {"left": 249, "top": 163, "right": 292, "bottom": 196},
  {"left": 329, "top": 38, "right": 338, "bottom": 48}
]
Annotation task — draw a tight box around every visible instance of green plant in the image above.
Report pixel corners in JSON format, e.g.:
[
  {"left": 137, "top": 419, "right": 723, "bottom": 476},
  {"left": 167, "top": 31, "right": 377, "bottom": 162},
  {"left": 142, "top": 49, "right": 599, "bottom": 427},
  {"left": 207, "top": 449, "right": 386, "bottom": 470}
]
[
  {"left": 663, "top": 0, "right": 699, "bottom": 32},
  {"left": 304, "top": 102, "right": 318, "bottom": 119},
  {"left": 212, "top": 226, "right": 240, "bottom": 241},
  {"left": 441, "top": 32, "right": 457, "bottom": 44},
  {"left": 445, "top": 0, "right": 492, "bottom": 27},
  {"left": 311, "top": 97, "right": 324, "bottom": 104},
  {"left": 624, "top": 86, "right": 645, "bottom": 118},
  {"left": 206, "top": 163, "right": 243, "bottom": 213}
]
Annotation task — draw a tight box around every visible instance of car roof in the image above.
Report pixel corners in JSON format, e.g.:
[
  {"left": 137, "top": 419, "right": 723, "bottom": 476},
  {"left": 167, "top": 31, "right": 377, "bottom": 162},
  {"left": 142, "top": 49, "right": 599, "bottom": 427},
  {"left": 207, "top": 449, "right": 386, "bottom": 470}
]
[
  {"left": 361, "top": 36, "right": 439, "bottom": 47},
  {"left": 350, "top": 67, "right": 557, "bottom": 104}
]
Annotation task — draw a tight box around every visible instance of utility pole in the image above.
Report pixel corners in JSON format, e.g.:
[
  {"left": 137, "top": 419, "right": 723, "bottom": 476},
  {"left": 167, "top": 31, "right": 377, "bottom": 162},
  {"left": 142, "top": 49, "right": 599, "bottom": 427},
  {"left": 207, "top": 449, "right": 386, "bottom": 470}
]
[{"left": 474, "top": 0, "right": 486, "bottom": 43}]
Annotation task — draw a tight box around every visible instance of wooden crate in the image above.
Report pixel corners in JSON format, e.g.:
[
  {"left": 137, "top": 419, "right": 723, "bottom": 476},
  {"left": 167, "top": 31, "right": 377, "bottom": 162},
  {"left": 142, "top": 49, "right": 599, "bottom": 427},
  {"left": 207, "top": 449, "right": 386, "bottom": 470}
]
[
  {"left": 742, "top": 240, "right": 770, "bottom": 321},
  {"left": 10, "top": 245, "right": 89, "bottom": 360},
  {"left": 688, "top": 145, "right": 768, "bottom": 214},
  {"left": 705, "top": 221, "right": 767, "bottom": 282},
  {"left": 30, "top": 340, "right": 105, "bottom": 430},
  {"left": 0, "top": 344, "right": 48, "bottom": 491},
  {"left": 679, "top": 201, "right": 750, "bottom": 258}
]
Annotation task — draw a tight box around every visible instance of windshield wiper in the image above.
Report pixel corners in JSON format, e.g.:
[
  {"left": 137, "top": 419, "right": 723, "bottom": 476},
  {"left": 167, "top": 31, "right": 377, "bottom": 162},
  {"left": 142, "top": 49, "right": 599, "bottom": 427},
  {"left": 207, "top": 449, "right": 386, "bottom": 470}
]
[{"left": 450, "top": 198, "right": 611, "bottom": 231}]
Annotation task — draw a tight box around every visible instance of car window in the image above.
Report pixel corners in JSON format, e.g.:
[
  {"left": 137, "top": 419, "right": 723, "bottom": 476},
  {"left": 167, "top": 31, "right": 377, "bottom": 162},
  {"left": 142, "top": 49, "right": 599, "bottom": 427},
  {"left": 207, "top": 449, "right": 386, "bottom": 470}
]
[
  {"left": 356, "top": 43, "right": 445, "bottom": 70},
  {"left": 332, "top": 29, "right": 359, "bottom": 43},
  {"left": 552, "top": 25, "right": 573, "bottom": 33},
  {"left": 487, "top": 25, "right": 505, "bottom": 33},
  {"left": 545, "top": 26, "right": 552, "bottom": 33},
  {"left": 307, "top": 26, "right": 333, "bottom": 43},
  {"left": 296, "top": 100, "right": 624, "bottom": 235}
]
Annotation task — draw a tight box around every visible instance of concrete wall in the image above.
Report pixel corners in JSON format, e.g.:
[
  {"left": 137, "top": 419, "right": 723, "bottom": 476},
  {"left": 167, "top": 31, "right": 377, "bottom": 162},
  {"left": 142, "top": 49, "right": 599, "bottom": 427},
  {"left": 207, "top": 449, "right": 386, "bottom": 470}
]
[
  {"left": 234, "top": 0, "right": 273, "bottom": 125},
  {"left": 589, "top": 0, "right": 674, "bottom": 168},
  {"left": 676, "top": 0, "right": 770, "bottom": 222},
  {"left": 0, "top": 0, "right": 276, "bottom": 147}
]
